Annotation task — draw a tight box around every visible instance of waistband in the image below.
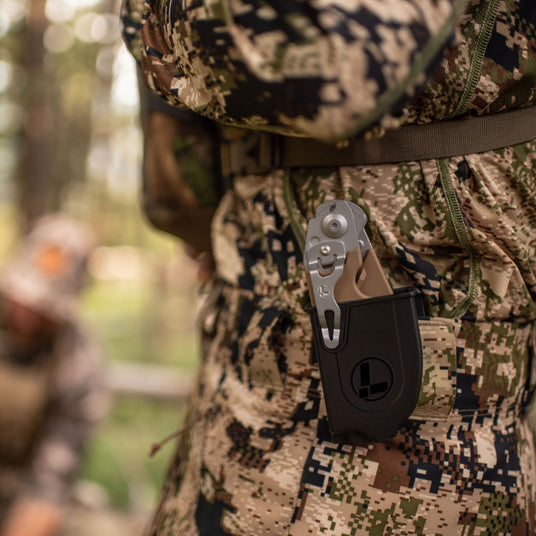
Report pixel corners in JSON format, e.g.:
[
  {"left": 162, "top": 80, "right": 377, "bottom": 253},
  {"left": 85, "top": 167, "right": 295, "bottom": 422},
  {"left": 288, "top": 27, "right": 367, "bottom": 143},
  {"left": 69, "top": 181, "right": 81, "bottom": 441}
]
[{"left": 220, "top": 106, "right": 536, "bottom": 175}]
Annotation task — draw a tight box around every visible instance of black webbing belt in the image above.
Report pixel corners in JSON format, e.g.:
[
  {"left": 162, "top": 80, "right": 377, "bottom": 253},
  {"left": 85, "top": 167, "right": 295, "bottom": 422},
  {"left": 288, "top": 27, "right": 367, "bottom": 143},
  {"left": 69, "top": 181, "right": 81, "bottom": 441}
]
[{"left": 221, "top": 106, "right": 536, "bottom": 176}]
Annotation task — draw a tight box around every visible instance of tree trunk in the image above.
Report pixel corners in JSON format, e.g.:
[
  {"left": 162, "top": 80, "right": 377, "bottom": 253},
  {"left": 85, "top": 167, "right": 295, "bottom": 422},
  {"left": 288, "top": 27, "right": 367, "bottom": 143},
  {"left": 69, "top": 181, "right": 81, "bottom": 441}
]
[{"left": 17, "top": 0, "right": 56, "bottom": 229}]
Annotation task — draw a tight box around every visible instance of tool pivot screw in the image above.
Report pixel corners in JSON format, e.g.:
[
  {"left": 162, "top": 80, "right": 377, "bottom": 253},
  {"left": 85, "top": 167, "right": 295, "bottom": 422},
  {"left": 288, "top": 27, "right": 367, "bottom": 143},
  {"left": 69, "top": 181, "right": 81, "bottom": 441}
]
[
  {"left": 320, "top": 245, "right": 331, "bottom": 256},
  {"left": 322, "top": 214, "right": 348, "bottom": 238}
]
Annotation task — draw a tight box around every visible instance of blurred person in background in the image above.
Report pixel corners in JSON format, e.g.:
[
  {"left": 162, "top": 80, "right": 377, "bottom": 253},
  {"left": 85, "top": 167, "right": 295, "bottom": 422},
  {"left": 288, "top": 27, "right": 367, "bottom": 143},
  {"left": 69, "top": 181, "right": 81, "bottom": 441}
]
[{"left": 0, "top": 214, "right": 107, "bottom": 536}]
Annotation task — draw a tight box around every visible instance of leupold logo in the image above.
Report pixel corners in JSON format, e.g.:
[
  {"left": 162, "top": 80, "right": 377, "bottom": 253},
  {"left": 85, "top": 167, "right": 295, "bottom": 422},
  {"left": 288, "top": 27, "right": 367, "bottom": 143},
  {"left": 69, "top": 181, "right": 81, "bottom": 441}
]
[{"left": 352, "top": 358, "right": 393, "bottom": 401}]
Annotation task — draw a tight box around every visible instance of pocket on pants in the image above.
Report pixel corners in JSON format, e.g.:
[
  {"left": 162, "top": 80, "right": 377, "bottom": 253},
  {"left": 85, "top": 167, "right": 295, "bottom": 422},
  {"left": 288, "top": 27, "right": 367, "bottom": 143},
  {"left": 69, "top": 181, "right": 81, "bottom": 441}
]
[
  {"left": 410, "top": 318, "right": 460, "bottom": 421},
  {"left": 239, "top": 296, "right": 290, "bottom": 391}
]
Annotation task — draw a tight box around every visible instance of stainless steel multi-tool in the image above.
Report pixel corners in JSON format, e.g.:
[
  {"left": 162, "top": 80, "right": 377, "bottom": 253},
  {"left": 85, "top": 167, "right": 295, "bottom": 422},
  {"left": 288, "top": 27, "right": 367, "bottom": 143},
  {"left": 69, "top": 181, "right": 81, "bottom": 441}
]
[
  {"left": 304, "top": 200, "right": 392, "bottom": 349},
  {"left": 304, "top": 200, "right": 424, "bottom": 443}
]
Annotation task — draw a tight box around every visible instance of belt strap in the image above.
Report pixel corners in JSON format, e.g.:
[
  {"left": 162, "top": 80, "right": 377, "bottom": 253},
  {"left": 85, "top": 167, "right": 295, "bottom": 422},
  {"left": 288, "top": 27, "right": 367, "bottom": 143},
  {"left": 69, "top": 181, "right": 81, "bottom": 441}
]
[{"left": 222, "top": 106, "right": 536, "bottom": 175}]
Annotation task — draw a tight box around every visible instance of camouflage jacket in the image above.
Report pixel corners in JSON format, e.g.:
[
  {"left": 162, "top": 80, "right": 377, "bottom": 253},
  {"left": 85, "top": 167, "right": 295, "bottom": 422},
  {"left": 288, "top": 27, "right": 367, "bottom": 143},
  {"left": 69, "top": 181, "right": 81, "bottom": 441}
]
[
  {"left": 0, "top": 317, "right": 107, "bottom": 515},
  {"left": 123, "top": 0, "right": 535, "bottom": 141}
]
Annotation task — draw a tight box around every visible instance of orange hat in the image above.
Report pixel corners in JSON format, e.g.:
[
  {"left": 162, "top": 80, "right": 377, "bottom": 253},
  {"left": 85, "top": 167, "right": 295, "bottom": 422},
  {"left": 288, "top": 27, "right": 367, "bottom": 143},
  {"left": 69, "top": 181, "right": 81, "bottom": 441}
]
[{"left": 0, "top": 214, "right": 96, "bottom": 321}]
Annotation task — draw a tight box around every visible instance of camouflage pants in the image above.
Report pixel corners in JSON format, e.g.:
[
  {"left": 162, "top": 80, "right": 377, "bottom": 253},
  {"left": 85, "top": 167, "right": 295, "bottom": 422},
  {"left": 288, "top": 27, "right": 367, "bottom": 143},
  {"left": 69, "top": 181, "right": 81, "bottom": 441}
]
[{"left": 149, "top": 140, "right": 536, "bottom": 535}]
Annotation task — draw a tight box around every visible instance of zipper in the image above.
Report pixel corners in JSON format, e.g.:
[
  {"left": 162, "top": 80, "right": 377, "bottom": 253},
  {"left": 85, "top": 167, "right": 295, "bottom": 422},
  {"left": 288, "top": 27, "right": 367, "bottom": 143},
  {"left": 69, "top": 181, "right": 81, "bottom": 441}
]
[
  {"left": 454, "top": 0, "right": 501, "bottom": 115},
  {"left": 438, "top": 159, "right": 481, "bottom": 318}
]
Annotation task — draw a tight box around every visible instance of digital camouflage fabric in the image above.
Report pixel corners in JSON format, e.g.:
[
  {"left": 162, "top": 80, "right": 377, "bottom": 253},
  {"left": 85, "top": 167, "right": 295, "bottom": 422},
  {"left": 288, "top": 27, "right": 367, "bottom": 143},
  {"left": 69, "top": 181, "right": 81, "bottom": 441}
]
[
  {"left": 123, "top": 0, "right": 535, "bottom": 138},
  {"left": 121, "top": 0, "right": 468, "bottom": 140},
  {"left": 122, "top": 0, "right": 536, "bottom": 534}
]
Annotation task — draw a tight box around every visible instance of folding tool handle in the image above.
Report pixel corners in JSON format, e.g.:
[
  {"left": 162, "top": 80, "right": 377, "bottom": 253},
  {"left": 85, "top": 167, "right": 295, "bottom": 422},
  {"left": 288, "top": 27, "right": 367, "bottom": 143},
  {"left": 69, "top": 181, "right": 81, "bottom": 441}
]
[
  {"left": 305, "top": 200, "right": 392, "bottom": 348},
  {"left": 335, "top": 247, "right": 392, "bottom": 303}
]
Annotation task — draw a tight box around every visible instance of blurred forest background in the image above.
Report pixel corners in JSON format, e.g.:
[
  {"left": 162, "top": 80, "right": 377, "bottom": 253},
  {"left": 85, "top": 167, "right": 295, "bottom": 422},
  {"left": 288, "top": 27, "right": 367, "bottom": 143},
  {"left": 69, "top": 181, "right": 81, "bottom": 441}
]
[
  {"left": 3, "top": 2, "right": 536, "bottom": 536},
  {"left": 0, "top": 0, "right": 199, "bottom": 533}
]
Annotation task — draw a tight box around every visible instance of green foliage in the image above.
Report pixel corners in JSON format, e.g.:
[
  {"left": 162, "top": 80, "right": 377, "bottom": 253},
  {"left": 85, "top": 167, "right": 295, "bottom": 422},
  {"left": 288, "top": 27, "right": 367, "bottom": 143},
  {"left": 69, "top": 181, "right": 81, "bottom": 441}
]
[
  {"left": 81, "top": 276, "right": 200, "bottom": 369},
  {"left": 70, "top": 197, "right": 201, "bottom": 511},
  {"left": 75, "top": 215, "right": 200, "bottom": 510},
  {"left": 0, "top": 206, "right": 20, "bottom": 259},
  {"left": 80, "top": 397, "right": 186, "bottom": 510}
]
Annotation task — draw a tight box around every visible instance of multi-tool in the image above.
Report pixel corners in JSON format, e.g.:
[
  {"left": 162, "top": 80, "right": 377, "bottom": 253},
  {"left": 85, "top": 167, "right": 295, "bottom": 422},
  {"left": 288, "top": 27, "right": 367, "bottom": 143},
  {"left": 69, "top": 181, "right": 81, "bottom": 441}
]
[{"left": 305, "top": 200, "right": 424, "bottom": 443}]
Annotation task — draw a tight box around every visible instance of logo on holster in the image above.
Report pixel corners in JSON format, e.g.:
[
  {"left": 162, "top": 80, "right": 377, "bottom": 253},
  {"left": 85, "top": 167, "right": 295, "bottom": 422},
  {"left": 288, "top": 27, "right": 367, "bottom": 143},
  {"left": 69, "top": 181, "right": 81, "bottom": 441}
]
[{"left": 352, "top": 358, "right": 393, "bottom": 401}]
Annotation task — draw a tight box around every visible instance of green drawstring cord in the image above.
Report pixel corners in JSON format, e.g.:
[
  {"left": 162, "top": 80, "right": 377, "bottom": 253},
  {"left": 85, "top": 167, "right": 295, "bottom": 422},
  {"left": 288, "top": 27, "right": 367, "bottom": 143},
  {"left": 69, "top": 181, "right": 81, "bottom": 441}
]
[
  {"left": 453, "top": 0, "right": 501, "bottom": 116},
  {"left": 438, "top": 158, "right": 481, "bottom": 318},
  {"left": 282, "top": 170, "right": 307, "bottom": 253}
]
